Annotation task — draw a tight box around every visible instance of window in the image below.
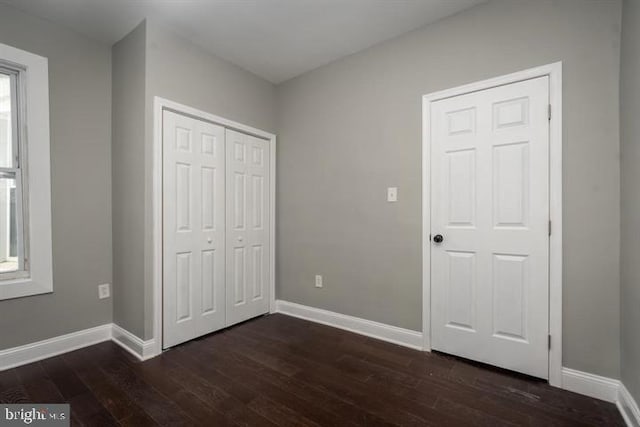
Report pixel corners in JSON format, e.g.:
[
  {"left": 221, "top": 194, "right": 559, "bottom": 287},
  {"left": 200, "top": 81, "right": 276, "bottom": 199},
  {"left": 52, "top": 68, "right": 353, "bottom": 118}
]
[
  {"left": 0, "top": 66, "right": 27, "bottom": 279},
  {"left": 0, "top": 42, "right": 52, "bottom": 300}
]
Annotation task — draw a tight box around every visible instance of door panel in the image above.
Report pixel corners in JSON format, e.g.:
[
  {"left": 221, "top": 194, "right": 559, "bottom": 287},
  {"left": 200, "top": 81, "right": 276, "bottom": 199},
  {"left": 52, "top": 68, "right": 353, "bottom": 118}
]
[
  {"left": 163, "top": 111, "right": 226, "bottom": 348},
  {"left": 175, "top": 252, "right": 192, "bottom": 322},
  {"left": 201, "top": 249, "right": 217, "bottom": 313},
  {"left": 446, "top": 250, "right": 476, "bottom": 331},
  {"left": 446, "top": 149, "right": 476, "bottom": 226},
  {"left": 493, "top": 142, "right": 529, "bottom": 227},
  {"left": 226, "top": 129, "right": 270, "bottom": 326},
  {"left": 431, "top": 77, "right": 549, "bottom": 379},
  {"left": 492, "top": 253, "right": 528, "bottom": 341}
]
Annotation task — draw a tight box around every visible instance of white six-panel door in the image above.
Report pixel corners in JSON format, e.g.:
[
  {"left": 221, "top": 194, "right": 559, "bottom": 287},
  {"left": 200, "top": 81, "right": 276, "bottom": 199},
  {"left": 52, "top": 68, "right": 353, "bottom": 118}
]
[
  {"left": 163, "top": 111, "right": 227, "bottom": 348},
  {"left": 225, "top": 129, "right": 270, "bottom": 326},
  {"left": 430, "top": 77, "right": 550, "bottom": 378}
]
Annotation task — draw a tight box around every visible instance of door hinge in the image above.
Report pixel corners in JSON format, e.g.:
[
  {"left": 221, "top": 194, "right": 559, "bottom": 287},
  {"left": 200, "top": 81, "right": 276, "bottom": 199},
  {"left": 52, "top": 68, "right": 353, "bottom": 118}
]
[
  {"left": 548, "top": 220, "right": 552, "bottom": 236},
  {"left": 548, "top": 334, "right": 552, "bottom": 350},
  {"left": 548, "top": 104, "right": 552, "bottom": 121}
]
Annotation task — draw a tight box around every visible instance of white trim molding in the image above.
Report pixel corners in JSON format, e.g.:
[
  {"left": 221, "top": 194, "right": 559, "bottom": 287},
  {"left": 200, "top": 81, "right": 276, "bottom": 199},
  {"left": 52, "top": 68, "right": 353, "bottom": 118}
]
[
  {"left": 0, "top": 323, "right": 157, "bottom": 371},
  {"left": 111, "top": 324, "right": 156, "bottom": 361},
  {"left": 276, "top": 300, "right": 423, "bottom": 350},
  {"left": 618, "top": 384, "right": 640, "bottom": 427},
  {"left": 152, "top": 97, "right": 277, "bottom": 356},
  {"left": 422, "top": 62, "right": 563, "bottom": 386},
  {"left": 0, "top": 325, "right": 111, "bottom": 371},
  {"left": 561, "top": 368, "right": 640, "bottom": 426},
  {"left": 561, "top": 367, "right": 621, "bottom": 403}
]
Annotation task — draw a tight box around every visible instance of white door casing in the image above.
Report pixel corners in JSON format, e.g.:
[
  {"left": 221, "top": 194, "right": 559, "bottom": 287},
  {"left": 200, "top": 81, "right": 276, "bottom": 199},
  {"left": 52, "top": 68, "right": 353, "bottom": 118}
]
[
  {"left": 163, "top": 110, "right": 226, "bottom": 348},
  {"left": 430, "top": 76, "right": 550, "bottom": 379},
  {"left": 225, "top": 129, "right": 271, "bottom": 325}
]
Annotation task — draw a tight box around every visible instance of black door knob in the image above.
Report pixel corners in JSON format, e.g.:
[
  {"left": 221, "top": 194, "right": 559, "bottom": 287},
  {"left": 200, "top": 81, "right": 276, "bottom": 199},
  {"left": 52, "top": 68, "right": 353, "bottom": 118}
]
[{"left": 433, "top": 234, "right": 444, "bottom": 243}]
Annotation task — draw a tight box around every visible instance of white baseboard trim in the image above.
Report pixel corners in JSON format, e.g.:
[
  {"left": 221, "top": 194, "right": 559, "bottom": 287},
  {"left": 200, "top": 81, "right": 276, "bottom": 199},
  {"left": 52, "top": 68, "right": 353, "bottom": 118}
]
[
  {"left": 618, "top": 384, "right": 640, "bottom": 427},
  {"left": 0, "top": 324, "right": 112, "bottom": 371},
  {"left": 561, "top": 367, "right": 640, "bottom": 426},
  {"left": 561, "top": 367, "right": 620, "bottom": 402},
  {"left": 0, "top": 323, "right": 158, "bottom": 371},
  {"left": 275, "top": 300, "right": 423, "bottom": 350},
  {"left": 111, "top": 324, "right": 156, "bottom": 361}
]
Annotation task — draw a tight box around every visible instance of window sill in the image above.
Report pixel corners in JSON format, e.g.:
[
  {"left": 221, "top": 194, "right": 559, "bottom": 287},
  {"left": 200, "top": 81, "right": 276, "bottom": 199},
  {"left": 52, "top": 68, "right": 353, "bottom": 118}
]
[{"left": 0, "top": 278, "right": 52, "bottom": 301}]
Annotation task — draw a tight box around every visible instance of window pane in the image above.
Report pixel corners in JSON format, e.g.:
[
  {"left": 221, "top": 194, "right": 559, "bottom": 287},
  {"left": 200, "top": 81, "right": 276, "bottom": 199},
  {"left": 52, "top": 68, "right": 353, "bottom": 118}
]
[
  {"left": 0, "top": 171, "right": 18, "bottom": 273},
  {"left": 0, "top": 73, "right": 12, "bottom": 168}
]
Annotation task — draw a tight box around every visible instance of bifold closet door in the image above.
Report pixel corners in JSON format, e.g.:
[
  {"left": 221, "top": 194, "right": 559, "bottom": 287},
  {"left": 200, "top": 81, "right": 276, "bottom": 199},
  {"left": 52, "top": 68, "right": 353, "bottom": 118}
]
[
  {"left": 163, "top": 111, "right": 226, "bottom": 348},
  {"left": 225, "top": 129, "right": 270, "bottom": 326}
]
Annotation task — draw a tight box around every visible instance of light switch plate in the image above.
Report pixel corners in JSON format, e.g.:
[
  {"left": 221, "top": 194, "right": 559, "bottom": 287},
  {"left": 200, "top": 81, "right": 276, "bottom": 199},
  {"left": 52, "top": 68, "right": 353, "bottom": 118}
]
[
  {"left": 315, "top": 275, "right": 323, "bottom": 288},
  {"left": 98, "top": 283, "right": 111, "bottom": 299},
  {"left": 387, "top": 187, "right": 398, "bottom": 202}
]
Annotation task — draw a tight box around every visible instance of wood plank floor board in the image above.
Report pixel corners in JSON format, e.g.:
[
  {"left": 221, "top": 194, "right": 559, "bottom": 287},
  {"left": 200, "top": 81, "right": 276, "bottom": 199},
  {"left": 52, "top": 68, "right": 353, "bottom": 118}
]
[
  {"left": 68, "top": 391, "right": 120, "bottom": 426},
  {"left": 0, "top": 314, "right": 625, "bottom": 426},
  {"left": 190, "top": 339, "right": 362, "bottom": 427},
  {"left": 182, "top": 341, "right": 353, "bottom": 427},
  {"left": 248, "top": 361, "right": 393, "bottom": 427},
  {"left": 99, "top": 357, "right": 196, "bottom": 426},
  {"left": 171, "top": 389, "right": 236, "bottom": 427},
  {"left": 0, "top": 384, "right": 30, "bottom": 404},
  {"left": 13, "top": 361, "right": 49, "bottom": 385},
  {"left": 414, "top": 366, "right": 602, "bottom": 426},
  {"left": 119, "top": 411, "right": 160, "bottom": 427},
  {"left": 22, "top": 378, "right": 65, "bottom": 404},
  {"left": 40, "top": 355, "right": 92, "bottom": 400},
  {"left": 163, "top": 347, "right": 280, "bottom": 426},
  {"left": 0, "top": 368, "right": 20, "bottom": 390}
]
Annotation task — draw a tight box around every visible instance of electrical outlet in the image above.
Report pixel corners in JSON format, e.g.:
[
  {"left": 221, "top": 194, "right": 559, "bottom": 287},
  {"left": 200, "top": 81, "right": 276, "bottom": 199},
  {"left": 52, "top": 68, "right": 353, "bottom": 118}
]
[
  {"left": 315, "top": 275, "right": 323, "bottom": 288},
  {"left": 387, "top": 187, "right": 398, "bottom": 202},
  {"left": 98, "top": 283, "right": 111, "bottom": 299}
]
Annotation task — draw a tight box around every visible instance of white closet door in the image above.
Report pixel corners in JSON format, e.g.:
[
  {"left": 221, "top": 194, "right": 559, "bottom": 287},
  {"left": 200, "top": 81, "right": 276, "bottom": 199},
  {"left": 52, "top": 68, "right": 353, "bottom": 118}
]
[
  {"left": 225, "top": 129, "right": 270, "bottom": 325},
  {"left": 163, "top": 111, "right": 226, "bottom": 348},
  {"left": 430, "top": 77, "right": 550, "bottom": 378}
]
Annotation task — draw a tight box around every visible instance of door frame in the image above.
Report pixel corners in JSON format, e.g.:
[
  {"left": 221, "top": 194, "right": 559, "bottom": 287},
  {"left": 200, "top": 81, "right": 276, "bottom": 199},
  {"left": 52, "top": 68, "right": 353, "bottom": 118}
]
[
  {"left": 421, "top": 62, "right": 563, "bottom": 387},
  {"left": 151, "top": 96, "right": 277, "bottom": 356}
]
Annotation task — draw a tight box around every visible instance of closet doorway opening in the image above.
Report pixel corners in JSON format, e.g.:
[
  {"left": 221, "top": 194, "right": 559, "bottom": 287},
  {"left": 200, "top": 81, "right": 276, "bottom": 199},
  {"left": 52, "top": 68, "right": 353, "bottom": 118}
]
[{"left": 152, "top": 98, "right": 276, "bottom": 352}]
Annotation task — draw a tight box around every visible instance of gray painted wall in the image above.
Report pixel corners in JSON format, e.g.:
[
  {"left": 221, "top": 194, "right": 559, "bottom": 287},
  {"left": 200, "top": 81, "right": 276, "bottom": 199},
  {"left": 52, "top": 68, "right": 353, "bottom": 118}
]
[
  {"left": 620, "top": 0, "right": 640, "bottom": 404},
  {"left": 145, "top": 21, "right": 277, "bottom": 136},
  {"left": 110, "top": 20, "right": 277, "bottom": 340},
  {"left": 0, "top": 4, "right": 113, "bottom": 349},
  {"left": 112, "top": 22, "right": 147, "bottom": 338},
  {"left": 277, "top": 0, "right": 622, "bottom": 377}
]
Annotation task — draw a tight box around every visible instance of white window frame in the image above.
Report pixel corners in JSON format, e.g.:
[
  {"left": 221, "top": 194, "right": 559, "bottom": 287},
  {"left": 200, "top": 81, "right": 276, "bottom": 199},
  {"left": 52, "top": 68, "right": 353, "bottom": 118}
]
[
  {"left": 0, "top": 42, "right": 52, "bottom": 300},
  {"left": 0, "top": 65, "right": 29, "bottom": 281}
]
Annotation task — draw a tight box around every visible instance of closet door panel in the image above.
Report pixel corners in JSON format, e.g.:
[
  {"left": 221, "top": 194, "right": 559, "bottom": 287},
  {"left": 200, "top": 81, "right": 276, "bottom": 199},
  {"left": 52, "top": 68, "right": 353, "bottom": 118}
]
[
  {"left": 163, "top": 111, "right": 226, "bottom": 348},
  {"left": 225, "top": 129, "right": 270, "bottom": 326}
]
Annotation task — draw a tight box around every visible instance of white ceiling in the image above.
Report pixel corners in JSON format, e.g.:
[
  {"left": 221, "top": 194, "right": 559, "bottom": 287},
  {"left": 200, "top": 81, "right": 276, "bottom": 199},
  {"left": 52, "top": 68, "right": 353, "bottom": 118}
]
[{"left": 1, "top": 0, "right": 484, "bottom": 84}]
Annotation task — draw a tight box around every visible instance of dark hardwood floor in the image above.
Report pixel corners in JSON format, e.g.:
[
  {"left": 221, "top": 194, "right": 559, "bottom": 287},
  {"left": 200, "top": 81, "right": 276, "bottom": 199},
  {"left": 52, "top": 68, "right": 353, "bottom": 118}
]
[{"left": 0, "top": 314, "right": 625, "bottom": 426}]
